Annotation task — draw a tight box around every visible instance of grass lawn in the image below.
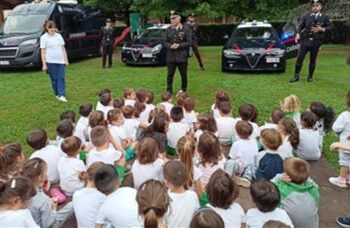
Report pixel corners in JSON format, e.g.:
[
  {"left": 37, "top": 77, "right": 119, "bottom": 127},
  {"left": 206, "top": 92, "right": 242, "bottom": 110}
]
[{"left": 0, "top": 44, "right": 349, "bottom": 171}]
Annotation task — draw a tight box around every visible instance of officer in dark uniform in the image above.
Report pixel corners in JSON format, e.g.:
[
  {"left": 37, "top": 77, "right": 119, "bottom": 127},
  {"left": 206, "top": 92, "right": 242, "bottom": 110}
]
[
  {"left": 289, "top": 0, "right": 333, "bottom": 83},
  {"left": 165, "top": 11, "right": 191, "bottom": 94},
  {"left": 186, "top": 13, "right": 205, "bottom": 71},
  {"left": 101, "top": 18, "right": 115, "bottom": 68}
]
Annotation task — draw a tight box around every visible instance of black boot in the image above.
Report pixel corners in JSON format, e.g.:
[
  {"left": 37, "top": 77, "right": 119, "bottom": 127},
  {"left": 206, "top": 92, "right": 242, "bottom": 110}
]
[
  {"left": 289, "top": 74, "right": 300, "bottom": 83},
  {"left": 307, "top": 74, "right": 313, "bottom": 82}
]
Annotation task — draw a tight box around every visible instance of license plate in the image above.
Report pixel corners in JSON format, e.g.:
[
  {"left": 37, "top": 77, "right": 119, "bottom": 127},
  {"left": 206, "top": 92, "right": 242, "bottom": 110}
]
[
  {"left": 0, "top": 61, "right": 9, "bottom": 65},
  {"left": 142, "top": 53, "right": 153, "bottom": 58},
  {"left": 266, "top": 57, "right": 280, "bottom": 63}
]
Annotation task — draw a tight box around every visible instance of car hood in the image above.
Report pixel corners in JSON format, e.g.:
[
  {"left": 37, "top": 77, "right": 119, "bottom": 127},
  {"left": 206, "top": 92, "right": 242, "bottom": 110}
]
[
  {"left": 225, "top": 38, "right": 284, "bottom": 50},
  {"left": 124, "top": 38, "right": 163, "bottom": 48},
  {"left": 0, "top": 33, "right": 39, "bottom": 47}
]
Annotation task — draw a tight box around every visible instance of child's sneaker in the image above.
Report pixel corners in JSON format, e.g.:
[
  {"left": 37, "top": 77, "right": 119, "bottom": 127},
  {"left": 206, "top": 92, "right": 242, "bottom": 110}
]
[
  {"left": 336, "top": 216, "right": 350, "bottom": 228},
  {"left": 58, "top": 96, "right": 68, "bottom": 102},
  {"left": 235, "top": 176, "right": 251, "bottom": 188},
  {"left": 329, "top": 176, "right": 348, "bottom": 188},
  {"left": 50, "top": 188, "right": 67, "bottom": 205}
]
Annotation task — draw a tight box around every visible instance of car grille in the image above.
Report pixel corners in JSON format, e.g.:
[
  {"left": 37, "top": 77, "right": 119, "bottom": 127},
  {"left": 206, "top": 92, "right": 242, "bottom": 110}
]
[
  {"left": 0, "top": 48, "right": 18, "bottom": 58},
  {"left": 245, "top": 54, "right": 261, "bottom": 68}
]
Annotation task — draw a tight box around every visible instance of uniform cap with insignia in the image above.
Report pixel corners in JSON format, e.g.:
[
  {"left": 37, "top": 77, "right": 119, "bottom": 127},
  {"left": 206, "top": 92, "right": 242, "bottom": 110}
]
[
  {"left": 106, "top": 18, "right": 112, "bottom": 23},
  {"left": 170, "top": 10, "right": 181, "bottom": 18},
  {"left": 310, "top": 0, "right": 323, "bottom": 5}
]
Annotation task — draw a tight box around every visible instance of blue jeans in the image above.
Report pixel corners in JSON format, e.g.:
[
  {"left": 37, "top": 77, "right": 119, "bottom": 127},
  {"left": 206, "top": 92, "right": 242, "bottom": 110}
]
[{"left": 47, "top": 63, "right": 66, "bottom": 97}]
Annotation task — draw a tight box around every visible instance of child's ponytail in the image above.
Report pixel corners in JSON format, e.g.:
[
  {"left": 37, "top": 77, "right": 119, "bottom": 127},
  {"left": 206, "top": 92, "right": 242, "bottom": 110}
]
[
  {"left": 144, "top": 208, "right": 158, "bottom": 228},
  {"left": 177, "top": 136, "right": 195, "bottom": 188},
  {"left": 280, "top": 118, "right": 299, "bottom": 150},
  {"left": 323, "top": 107, "right": 335, "bottom": 133},
  {"left": 0, "top": 176, "right": 36, "bottom": 205}
]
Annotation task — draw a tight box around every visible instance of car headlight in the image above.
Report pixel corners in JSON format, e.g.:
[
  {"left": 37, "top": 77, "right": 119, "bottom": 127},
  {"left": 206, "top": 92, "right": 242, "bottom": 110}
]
[
  {"left": 267, "top": 48, "right": 285, "bottom": 57},
  {"left": 20, "top": 39, "right": 37, "bottom": 46},
  {"left": 223, "top": 49, "right": 241, "bottom": 57},
  {"left": 151, "top": 44, "right": 162, "bottom": 54},
  {"left": 122, "top": 44, "right": 127, "bottom": 51}
]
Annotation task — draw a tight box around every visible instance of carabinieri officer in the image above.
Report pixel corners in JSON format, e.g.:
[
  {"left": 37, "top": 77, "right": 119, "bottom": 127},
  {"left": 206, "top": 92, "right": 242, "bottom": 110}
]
[
  {"left": 289, "top": 0, "right": 333, "bottom": 83},
  {"left": 165, "top": 11, "right": 191, "bottom": 95},
  {"left": 101, "top": 18, "right": 115, "bottom": 68},
  {"left": 186, "top": 13, "right": 205, "bottom": 71}
]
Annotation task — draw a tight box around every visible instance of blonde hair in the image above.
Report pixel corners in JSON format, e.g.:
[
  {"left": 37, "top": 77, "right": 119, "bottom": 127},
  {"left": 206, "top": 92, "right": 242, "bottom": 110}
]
[
  {"left": 177, "top": 136, "right": 196, "bottom": 188},
  {"left": 280, "top": 95, "right": 301, "bottom": 113}
]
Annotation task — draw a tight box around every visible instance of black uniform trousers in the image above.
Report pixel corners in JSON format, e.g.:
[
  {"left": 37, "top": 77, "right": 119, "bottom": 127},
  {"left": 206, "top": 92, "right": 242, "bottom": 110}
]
[
  {"left": 167, "top": 62, "right": 188, "bottom": 94},
  {"left": 191, "top": 43, "right": 204, "bottom": 68},
  {"left": 294, "top": 43, "right": 320, "bottom": 77},
  {"left": 101, "top": 44, "right": 113, "bottom": 68}
]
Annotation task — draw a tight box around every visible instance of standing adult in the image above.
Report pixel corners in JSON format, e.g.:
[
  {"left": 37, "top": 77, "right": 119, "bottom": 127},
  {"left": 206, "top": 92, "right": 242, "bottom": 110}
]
[
  {"left": 41, "top": 20, "right": 69, "bottom": 103},
  {"left": 165, "top": 11, "right": 191, "bottom": 95},
  {"left": 101, "top": 18, "right": 115, "bottom": 68},
  {"left": 186, "top": 13, "right": 205, "bottom": 71},
  {"left": 289, "top": 0, "right": 333, "bottom": 83}
]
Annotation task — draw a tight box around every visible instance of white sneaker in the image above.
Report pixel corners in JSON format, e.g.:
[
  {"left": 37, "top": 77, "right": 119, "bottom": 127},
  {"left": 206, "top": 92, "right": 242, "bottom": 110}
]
[
  {"left": 329, "top": 176, "right": 348, "bottom": 188},
  {"left": 58, "top": 96, "right": 68, "bottom": 102}
]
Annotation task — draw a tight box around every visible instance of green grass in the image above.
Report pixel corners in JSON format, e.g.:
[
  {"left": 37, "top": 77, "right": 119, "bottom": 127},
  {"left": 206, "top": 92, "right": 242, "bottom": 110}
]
[{"left": 0, "top": 45, "right": 349, "bottom": 172}]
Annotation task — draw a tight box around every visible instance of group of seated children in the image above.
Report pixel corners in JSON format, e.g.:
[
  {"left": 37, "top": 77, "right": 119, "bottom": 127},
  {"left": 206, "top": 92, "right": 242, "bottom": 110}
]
[{"left": 1, "top": 88, "right": 350, "bottom": 228}]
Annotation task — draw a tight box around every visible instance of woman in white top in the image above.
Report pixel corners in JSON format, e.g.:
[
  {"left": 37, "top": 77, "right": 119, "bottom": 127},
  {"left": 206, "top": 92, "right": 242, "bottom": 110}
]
[{"left": 40, "top": 20, "right": 69, "bottom": 102}]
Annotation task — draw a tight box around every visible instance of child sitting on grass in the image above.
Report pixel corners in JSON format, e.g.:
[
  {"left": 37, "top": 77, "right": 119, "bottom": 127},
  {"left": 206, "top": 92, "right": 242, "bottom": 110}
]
[
  {"left": 277, "top": 118, "right": 299, "bottom": 160},
  {"left": 96, "top": 90, "right": 113, "bottom": 118},
  {"left": 234, "top": 104, "right": 259, "bottom": 140},
  {"left": 206, "top": 169, "right": 245, "bottom": 227},
  {"left": 163, "top": 160, "right": 199, "bottom": 228},
  {"left": 74, "top": 103, "right": 93, "bottom": 143},
  {"left": 211, "top": 90, "right": 231, "bottom": 119},
  {"left": 272, "top": 157, "right": 319, "bottom": 228},
  {"left": 246, "top": 179, "right": 293, "bottom": 227},
  {"left": 296, "top": 111, "right": 321, "bottom": 161},
  {"left": 159, "top": 91, "right": 174, "bottom": 115},
  {"left": 0, "top": 143, "right": 25, "bottom": 182},
  {"left": 259, "top": 109, "right": 285, "bottom": 132},
  {"left": 215, "top": 101, "right": 236, "bottom": 146},
  {"left": 280, "top": 95, "right": 301, "bottom": 127},
  {"left": 183, "top": 97, "right": 197, "bottom": 129},
  {"left": 123, "top": 88, "right": 136, "bottom": 107},
  {"left": 107, "top": 109, "right": 133, "bottom": 149}
]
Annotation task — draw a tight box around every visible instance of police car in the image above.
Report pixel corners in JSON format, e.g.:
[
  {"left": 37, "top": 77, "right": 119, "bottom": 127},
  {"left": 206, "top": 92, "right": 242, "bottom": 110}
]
[
  {"left": 121, "top": 24, "right": 169, "bottom": 66},
  {"left": 222, "top": 21, "right": 287, "bottom": 72}
]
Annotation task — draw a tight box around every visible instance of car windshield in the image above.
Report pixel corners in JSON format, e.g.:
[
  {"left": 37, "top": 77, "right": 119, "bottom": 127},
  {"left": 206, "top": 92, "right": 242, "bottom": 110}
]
[
  {"left": 139, "top": 29, "right": 165, "bottom": 41},
  {"left": 234, "top": 27, "right": 275, "bottom": 40},
  {"left": 2, "top": 14, "right": 47, "bottom": 34}
]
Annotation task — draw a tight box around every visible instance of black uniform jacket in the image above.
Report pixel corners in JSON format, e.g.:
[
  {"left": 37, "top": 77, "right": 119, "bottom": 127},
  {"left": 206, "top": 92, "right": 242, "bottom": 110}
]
[{"left": 164, "top": 24, "right": 192, "bottom": 63}]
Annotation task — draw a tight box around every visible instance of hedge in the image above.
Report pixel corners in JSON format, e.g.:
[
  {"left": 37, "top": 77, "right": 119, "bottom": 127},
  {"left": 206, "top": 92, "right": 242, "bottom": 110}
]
[{"left": 115, "top": 20, "right": 350, "bottom": 46}]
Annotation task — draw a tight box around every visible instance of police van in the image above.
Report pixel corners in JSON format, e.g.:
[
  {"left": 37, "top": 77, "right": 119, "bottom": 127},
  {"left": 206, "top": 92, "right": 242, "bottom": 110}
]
[{"left": 0, "top": 0, "right": 105, "bottom": 69}]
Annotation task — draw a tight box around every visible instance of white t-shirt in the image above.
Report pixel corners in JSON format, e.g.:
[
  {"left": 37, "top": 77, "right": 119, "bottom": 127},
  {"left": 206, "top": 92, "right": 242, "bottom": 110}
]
[
  {"left": 245, "top": 208, "right": 294, "bottom": 228},
  {"left": 73, "top": 187, "right": 106, "bottom": 228},
  {"left": 208, "top": 203, "right": 245, "bottom": 228},
  {"left": 332, "top": 111, "right": 350, "bottom": 153},
  {"left": 138, "top": 104, "right": 155, "bottom": 124},
  {"left": 234, "top": 118, "right": 259, "bottom": 139},
  {"left": 183, "top": 111, "right": 197, "bottom": 128},
  {"left": 0, "top": 209, "right": 39, "bottom": 228},
  {"left": 109, "top": 125, "right": 127, "bottom": 145},
  {"left": 40, "top": 32, "right": 65, "bottom": 64},
  {"left": 229, "top": 138, "right": 259, "bottom": 167},
  {"left": 74, "top": 116, "right": 89, "bottom": 143},
  {"left": 87, "top": 144, "right": 122, "bottom": 167},
  {"left": 259, "top": 123, "right": 278, "bottom": 133},
  {"left": 58, "top": 157, "right": 87, "bottom": 196},
  {"left": 159, "top": 101, "right": 174, "bottom": 115},
  {"left": 124, "top": 99, "right": 136, "bottom": 107},
  {"left": 167, "top": 122, "right": 190, "bottom": 148},
  {"left": 96, "top": 104, "right": 113, "bottom": 118},
  {"left": 296, "top": 128, "right": 321, "bottom": 161},
  {"left": 211, "top": 104, "right": 221, "bottom": 119},
  {"left": 131, "top": 158, "right": 164, "bottom": 189},
  {"left": 165, "top": 190, "right": 199, "bottom": 228},
  {"left": 29, "top": 144, "right": 62, "bottom": 183},
  {"left": 278, "top": 136, "right": 294, "bottom": 160},
  {"left": 199, "top": 157, "right": 226, "bottom": 187},
  {"left": 96, "top": 187, "right": 141, "bottom": 227},
  {"left": 216, "top": 116, "right": 236, "bottom": 145},
  {"left": 123, "top": 118, "right": 140, "bottom": 141}
]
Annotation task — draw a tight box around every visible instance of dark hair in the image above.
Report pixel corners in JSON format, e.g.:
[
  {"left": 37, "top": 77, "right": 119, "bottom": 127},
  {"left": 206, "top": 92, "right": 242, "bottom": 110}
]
[
  {"left": 89, "top": 111, "right": 107, "bottom": 128},
  {"left": 261, "top": 128, "right": 282, "bottom": 150},
  {"left": 122, "top": 105, "right": 134, "bottom": 118},
  {"left": 56, "top": 119, "right": 75, "bottom": 138},
  {"left": 218, "top": 101, "right": 232, "bottom": 115},
  {"left": 283, "top": 157, "right": 310, "bottom": 184},
  {"left": 198, "top": 131, "right": 222, "bottom": 166},
  {"left": 197, "top": 113, "right": 217, "bottom": 132},
  {"left": 235, "top": 121, "right": 253, "bottom": 139},
  {"left": 136, "top": 89, "right": 148, "bottom": 103},
  {"left": 2, "top": 143, "right": 23, "bottom": 169},
  {"left": 263, "top": 220, "right": 291, "bottom": 228},
  {"left": 61, "top": 136, "right": 82, "bottom": 157},
  {"left": 113, "top": 98, "right": 125, "bottom": 109},
  {"left": 278, "top": 118, "right": 299, "bottom": 150},
  {"left": 98, "top": 88, "right": 111, "bottom": 97},
  {"left": 239, "top": 104, "right": 257, "bottom": 122},
  {"left": 86, "top": 162, "right": 105, "bottom": 181},
  {"left": 60, "top": 110, "right": 76, "bottom": 123},
  {"left": 146, "top": 91, "right": 154, "bottom": 104},
  {"left": 136, "top": 180, "right": 169, "bottom": 228},
  {"left": 309, "top": 102, "right": 335, "bottom": 133},
  {"left": 107, "top": 108, "right": 123, "bottom": 124},
  {"left": 100, "top": 93, "right": 112, "bottom": 106},
  {"left": 190, "top": 207, "right": 225, "bottom": 228},
  {"left": 94, "top": 164, "right": 119, "bottom": 195},
  {"left": 136, "top": 138, "right": 159, "bottom": 164},
  {"left": 21, "top": 158, "right": 47, "bottom": 184},
  {"left": 161, "top": 91, "right": 172, "bottom": 102},
  {"left": 206, "top": 169, "right": 239, "bottom": 209},
  {"left": 90, "top": 126, "right": 109, "bottom": 147},
  {"left": 163, "top": 160, "right": 187, "bottom": 187},
  {"left": 250, "top": 179, "right": 280, "bottom": 212},
  {"left": 0, "top": 176, "right": 36, "bottom": 205},
  {"left": 347, "top": 91, "right": 350, "bottom": 108},
  {"left": 271, "top": 110, "right": 285, "bottom": 124},
  {"left": 27, "top": 128, "right": 48, "bottom": 150},
  {"left": 79, "top": 104, "right": 93, "bottom": 117},
  {"left": 43, "top": 20, "right": 56, "bottom": 33},
  {"left": 249, "top": 104, "right": 258, "bottom": 123},
  {"left": 145, "top": 113, "right": 169, "bottom": 135},
  {"left": 134, "top": 101, "right": 146, "bottom": 118},
  {"left": 183, "top": 97, "right": 195, "bottom": 112},
  {"left": 170, "top": 106, "right": 184, "bottom": 122},
  {"left": 214, "top": 90, "right": 230, "bottom": 109},
  {"left": 301, "top": 111, "right": 317, "bottom": 129}
]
